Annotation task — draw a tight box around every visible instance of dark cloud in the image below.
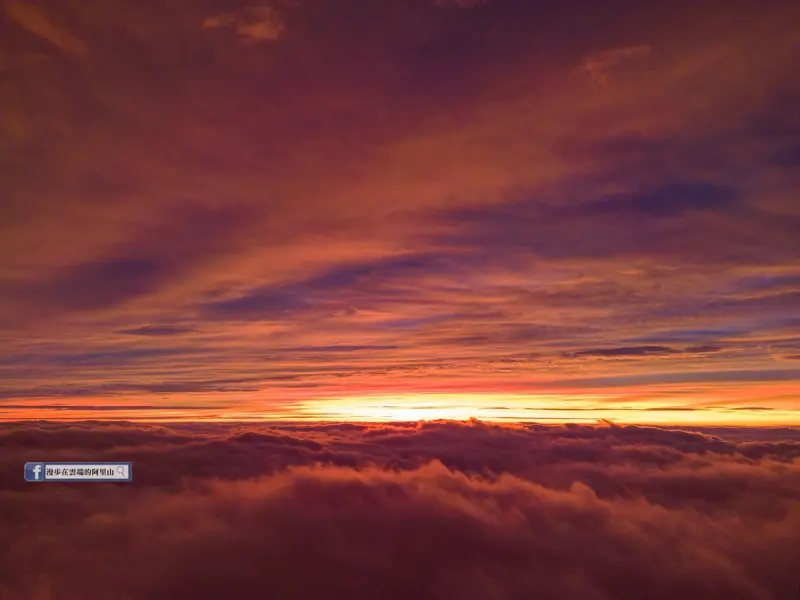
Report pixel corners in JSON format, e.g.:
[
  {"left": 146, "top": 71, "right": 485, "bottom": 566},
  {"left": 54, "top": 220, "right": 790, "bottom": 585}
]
[
  {"left": 626, "top": 327, "right": 748, "bottom": 344},
  {"left": 16, "top": 257, "right": 167, "bottom": 311},
  {"left": 115, "top": 325, "right": 198, "bottom": 336},
  {"left": 279, "top": 345, "right": 400, "bottom": 353},
  {"left": 571, "top": 180, "right": 739, "bottom": 218},
  {"left": 569, "top": 345, "right": 676, "bottom": 357},
  {"left": 10, "top": 347, "right": 204, "bottom": 366},
  {"left": 1, "top": 203, "right": 259, "bottom": 323},
  {"left": 655, "top": 291, "right": 800, "bottom": 318},
  {"left": 565, "top": 345, "right": 725, "bottom": 359},
  {"left": 546, "top": 368, "right": 800, "bottom": 388},
  {"left": 200, "top": 253, "right": 450, "bottom": 320},
  {"left": 0, "top": 374, "right": 267, "bottom": 399},
  {"left": 0, "top": 421, "right": 799, "bottom": 599},
  {"left": 685, "top": 345, "right": 723, "bottom": 353},
  {"left": 430, "top": 177, "right": 788, "bottom": 265},
  {"left": 730, "top": 274, "right": 800, "bottom": 293}
]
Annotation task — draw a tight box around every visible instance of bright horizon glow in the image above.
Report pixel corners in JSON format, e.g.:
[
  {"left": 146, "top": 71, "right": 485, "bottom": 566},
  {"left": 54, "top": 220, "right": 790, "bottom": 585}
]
[
  {"left": 295, "top": 393, "right": 800, "bottom": 426},
  {"left": 3, "top": 392, "right": 796, "bottom": 426}
]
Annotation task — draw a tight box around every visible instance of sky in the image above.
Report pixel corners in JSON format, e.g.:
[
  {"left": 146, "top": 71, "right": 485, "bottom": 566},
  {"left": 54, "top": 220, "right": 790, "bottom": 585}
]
[{"left": 1, "top": 0, "right": 799, "bottom": 423}]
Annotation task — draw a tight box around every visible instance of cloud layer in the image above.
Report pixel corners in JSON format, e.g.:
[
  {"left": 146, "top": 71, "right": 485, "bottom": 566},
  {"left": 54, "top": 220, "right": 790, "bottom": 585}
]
[{"left": 1, "top": 421, "right": 799, "bottom": 599}]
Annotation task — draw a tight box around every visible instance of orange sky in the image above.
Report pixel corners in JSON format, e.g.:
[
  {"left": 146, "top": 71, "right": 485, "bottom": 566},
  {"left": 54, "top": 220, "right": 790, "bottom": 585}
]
[{"left": 0, "top": 0, "right": 799, "bottom": 424}]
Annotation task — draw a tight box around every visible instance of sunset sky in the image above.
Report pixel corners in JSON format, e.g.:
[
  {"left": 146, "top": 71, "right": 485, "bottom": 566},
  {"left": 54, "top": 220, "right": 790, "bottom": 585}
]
[
  {"left": 2, "top": 3, "right": 800, "bottom": 598},
  {"left": 1, "top": 0, "right": 799, "bottom": 424}
]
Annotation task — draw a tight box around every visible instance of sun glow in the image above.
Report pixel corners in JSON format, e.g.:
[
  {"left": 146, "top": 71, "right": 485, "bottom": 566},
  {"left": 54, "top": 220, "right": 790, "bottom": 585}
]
[
  {"left": 299, "top": 393, "right": 614, "bottom": 423},
  {"left": 3, "top": 389, "right": 798, "bottom": 425},
  {"left": 297, "top": 393, "right": 800, "bottom": 426}
]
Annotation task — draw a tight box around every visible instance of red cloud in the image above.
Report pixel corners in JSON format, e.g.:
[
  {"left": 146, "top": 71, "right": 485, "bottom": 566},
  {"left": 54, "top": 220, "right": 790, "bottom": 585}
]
[{"left": 0, "top": 421, "right": 798, "bottom": 599}]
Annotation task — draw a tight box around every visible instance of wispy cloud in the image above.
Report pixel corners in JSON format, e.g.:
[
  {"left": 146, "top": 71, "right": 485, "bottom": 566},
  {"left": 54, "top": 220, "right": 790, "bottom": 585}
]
[
  {"left": 581, "top": 44, "right": 652, "bottom": 88},
  {"left": 3, "top": 0, "right": 87, "bottom": 57},
  {"left": 115, "top": 326, "right": 198, "bottom": 336},
  {"left": 202, "top": 5, "right": 285, "bottom": 43}
]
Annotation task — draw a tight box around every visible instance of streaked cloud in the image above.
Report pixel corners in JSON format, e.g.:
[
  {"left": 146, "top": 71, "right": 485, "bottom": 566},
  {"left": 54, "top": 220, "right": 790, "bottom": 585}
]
[
  {"left": 2, "top": 0, "right": 87, "bottom": 57},
  {"left": 115, "top": 325, "right": 198, "bottom": 336},
  {"left": 202, "top": 5, "right": 284, "bottom": 43},
  {"left": 432, "top": 0, "right": 489, "bottom": 8},
  {"left": 581, "top": 44, "right": 652, "bottom": 88}
]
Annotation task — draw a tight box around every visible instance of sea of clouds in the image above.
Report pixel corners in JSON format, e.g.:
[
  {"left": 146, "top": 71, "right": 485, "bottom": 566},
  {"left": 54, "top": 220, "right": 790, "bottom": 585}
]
[{"left": 1, "top": 420, "right": 799, "bottom": 599}]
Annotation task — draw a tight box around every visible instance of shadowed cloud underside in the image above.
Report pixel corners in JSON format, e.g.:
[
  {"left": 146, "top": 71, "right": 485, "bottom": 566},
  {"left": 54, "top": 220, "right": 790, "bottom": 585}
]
[{"left": 0, "top": 420, "right": 799, "bottom": 599}]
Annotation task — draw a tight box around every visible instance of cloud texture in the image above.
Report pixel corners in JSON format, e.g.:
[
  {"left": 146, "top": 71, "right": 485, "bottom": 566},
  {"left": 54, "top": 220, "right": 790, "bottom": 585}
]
[
  {"left": 1, "top": 421, "right": 799, "bottom": 599},
  {"left": 0, "top": 0, "right": 799, "bottom": 422}
]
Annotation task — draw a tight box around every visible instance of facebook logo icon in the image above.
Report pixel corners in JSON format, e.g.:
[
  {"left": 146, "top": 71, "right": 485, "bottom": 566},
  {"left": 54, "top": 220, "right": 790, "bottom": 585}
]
[{"left": 24, "top": 463, "right": 45, "bottom": 482}]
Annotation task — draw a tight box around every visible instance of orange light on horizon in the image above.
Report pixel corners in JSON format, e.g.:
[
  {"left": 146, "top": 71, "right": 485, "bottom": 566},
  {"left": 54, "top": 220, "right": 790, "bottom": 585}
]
[
  {"left": 1, "top": 390, "right": 798, "bottom": 426},
  {"left": 295, "top": 393, "right": 800, "bottom": 426}
]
